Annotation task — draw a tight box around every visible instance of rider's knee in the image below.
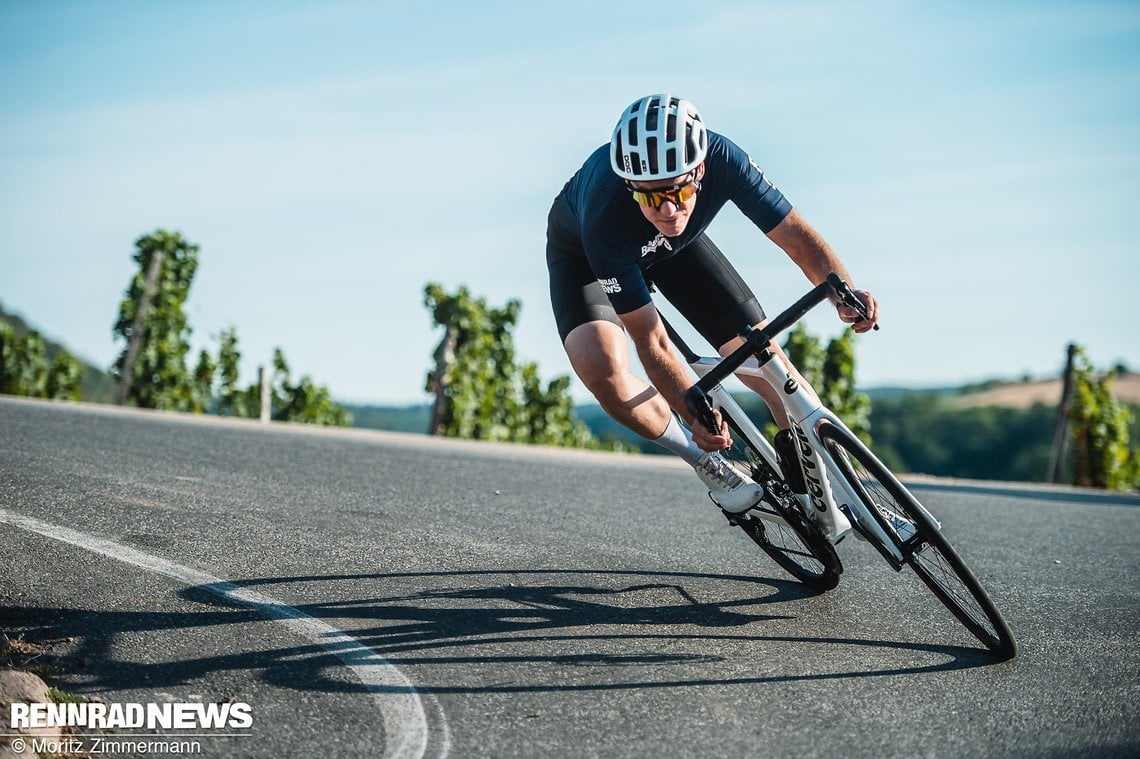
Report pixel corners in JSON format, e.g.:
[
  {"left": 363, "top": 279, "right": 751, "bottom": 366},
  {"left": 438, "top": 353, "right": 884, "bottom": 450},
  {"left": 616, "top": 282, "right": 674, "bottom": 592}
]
[{"left": 577, "top": 367, "right": 626, "bottom": 404}]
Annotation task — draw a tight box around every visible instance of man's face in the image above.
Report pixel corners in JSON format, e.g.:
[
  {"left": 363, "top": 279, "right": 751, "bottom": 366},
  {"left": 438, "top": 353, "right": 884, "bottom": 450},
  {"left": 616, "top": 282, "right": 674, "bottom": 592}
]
[{"left": 627, "top": 164, "right": 704, "bottom": 238}]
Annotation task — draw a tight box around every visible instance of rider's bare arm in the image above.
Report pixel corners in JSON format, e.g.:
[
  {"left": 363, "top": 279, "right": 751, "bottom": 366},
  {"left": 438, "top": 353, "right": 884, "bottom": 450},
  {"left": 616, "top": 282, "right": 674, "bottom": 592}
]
[
  {"left": 766, "top": 210, "right": 879, "bottom": 332},
  {"left": 619, "top": 303, "right": 731, "bottom": 451}
]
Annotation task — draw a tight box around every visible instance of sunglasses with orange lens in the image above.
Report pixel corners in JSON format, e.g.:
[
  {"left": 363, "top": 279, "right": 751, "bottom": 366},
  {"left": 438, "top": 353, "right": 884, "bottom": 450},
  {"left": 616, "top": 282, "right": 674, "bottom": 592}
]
[{"left": 627, "top": 174, "right": 701, "bottom": 209}]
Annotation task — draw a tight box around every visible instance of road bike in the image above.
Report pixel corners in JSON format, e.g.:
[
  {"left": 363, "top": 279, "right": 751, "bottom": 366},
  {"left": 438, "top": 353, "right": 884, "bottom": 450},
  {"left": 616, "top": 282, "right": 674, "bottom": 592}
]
[{"left": 664, "top": 273, "right": 1017, "bottom": 659}]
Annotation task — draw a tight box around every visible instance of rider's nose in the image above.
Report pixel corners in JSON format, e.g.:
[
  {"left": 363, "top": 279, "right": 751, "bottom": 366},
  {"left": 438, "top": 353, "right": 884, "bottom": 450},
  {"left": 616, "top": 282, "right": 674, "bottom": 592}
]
[{"left": 657, "top": 199, "right": 679, "bottom": 216}]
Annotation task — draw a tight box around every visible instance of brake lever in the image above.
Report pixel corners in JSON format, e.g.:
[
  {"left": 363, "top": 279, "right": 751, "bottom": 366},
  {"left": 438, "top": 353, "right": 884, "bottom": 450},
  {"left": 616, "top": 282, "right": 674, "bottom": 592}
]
[
  {"left": 684, "top": 386, "right": 720, "bottom": 435},
  {"left": 826, "top": 272, "right": 880, "bottom": 331}
]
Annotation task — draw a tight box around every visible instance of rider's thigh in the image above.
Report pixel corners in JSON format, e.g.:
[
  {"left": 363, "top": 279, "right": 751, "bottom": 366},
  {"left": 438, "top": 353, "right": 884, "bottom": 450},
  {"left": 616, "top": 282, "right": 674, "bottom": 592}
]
[{"left": 563, "top": 320, "right": 633, "bottom": 386}]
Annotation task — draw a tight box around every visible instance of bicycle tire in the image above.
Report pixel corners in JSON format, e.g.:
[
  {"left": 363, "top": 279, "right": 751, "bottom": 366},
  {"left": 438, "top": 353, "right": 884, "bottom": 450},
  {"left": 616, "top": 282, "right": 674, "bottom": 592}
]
[
  {"left": 818, "top": 422, "right": 1017, "bottom": 659},
  {"left": 720, "top": 411, "right": 842, "bottom": 592}
]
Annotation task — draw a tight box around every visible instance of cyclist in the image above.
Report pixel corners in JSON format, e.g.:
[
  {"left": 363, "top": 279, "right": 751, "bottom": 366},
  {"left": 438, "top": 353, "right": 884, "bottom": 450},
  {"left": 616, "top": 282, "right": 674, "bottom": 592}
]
[{"left": 546, "top": 93, "right": 879, "bottom": 513}]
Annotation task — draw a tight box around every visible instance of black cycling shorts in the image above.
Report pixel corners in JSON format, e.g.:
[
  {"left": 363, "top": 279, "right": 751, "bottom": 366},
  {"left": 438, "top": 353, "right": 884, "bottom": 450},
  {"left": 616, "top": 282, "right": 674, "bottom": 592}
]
[{"left": 546, "top": 203, "right": 765, "bottom": 349}]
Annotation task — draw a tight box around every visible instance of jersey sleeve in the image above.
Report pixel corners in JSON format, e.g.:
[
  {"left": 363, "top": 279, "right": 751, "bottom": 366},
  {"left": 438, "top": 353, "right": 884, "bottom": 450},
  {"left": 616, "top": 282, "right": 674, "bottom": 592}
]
[{"left": 714, "top": 135, "right": 793, "bottom": 233}]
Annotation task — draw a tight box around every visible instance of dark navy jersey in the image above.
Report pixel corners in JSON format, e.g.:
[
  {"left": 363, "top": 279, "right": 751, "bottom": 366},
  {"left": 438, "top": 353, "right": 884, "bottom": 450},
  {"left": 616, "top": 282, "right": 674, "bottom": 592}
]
[{"left": 552, "top": 131, "right": 793, "bottom": 314}]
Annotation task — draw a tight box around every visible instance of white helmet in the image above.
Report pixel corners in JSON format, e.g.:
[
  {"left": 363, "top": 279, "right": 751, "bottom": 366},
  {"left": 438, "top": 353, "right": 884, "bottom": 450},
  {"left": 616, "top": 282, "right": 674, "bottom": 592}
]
[{"left": 610, "top": 94, "right": 708, "bottom": 181}]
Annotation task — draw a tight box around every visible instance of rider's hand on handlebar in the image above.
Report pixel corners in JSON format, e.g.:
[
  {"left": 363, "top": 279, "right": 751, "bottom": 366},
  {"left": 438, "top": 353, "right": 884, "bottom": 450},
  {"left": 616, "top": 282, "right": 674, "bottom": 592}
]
[
  {"left": 837, "top": 289, "right": 879, "bottom": 333},
  {"left": 691, "top": 408, "right": 734, "bottom": 452}
]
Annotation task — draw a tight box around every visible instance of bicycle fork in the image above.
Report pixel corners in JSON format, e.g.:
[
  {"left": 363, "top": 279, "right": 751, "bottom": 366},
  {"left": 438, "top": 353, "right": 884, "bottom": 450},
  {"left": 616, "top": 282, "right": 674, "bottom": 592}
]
[{"left": 739, "top": 351, "right": 916, "bottom": 564}]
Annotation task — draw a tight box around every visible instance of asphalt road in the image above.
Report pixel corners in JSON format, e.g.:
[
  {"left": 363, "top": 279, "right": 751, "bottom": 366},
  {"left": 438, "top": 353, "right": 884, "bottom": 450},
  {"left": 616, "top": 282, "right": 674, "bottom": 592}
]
[{"left": 1, "top": 396, "right": 1138, "bottom": 758}]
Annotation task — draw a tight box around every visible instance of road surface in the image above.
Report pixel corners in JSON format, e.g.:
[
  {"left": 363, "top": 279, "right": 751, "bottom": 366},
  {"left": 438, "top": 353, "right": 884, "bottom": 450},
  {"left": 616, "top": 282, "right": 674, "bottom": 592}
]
[{"left": 2, "top": 397, "right": 1138, "bottom": 758}]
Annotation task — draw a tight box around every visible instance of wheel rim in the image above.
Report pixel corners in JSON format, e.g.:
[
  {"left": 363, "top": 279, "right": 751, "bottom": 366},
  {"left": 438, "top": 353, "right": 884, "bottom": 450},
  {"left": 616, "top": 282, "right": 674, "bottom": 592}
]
[{"left": 823, "top": 427, "right": 1015, "bottom": 658}]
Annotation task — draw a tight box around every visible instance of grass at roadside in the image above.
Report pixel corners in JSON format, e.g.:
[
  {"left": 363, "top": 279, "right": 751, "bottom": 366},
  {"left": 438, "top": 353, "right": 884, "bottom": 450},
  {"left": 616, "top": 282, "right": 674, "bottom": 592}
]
[
  {"left": 1, "top": 630, "right": 64, "bottom": 678},
  {"left": 2, "top": 629, "right": 95, "bottom": 756}
]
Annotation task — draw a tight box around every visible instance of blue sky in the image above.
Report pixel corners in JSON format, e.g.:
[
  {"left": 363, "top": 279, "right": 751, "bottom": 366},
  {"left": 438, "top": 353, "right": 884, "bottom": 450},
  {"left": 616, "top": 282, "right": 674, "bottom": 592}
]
[{"left": 2, "top": 1, "right": 1138, "bottom": 405}]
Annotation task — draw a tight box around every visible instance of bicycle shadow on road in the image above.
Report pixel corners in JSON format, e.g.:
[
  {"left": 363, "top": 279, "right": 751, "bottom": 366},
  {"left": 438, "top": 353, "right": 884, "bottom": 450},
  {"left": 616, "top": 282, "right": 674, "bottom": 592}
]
[{"left": 0, "top": 567, "right": 998, "bottom": 697}]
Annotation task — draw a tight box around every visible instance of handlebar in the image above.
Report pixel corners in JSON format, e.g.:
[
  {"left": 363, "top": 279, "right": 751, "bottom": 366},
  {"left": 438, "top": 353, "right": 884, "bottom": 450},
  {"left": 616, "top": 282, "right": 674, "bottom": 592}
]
[{"left": 683, "top": 273, "right": 875, "bottom": 433}]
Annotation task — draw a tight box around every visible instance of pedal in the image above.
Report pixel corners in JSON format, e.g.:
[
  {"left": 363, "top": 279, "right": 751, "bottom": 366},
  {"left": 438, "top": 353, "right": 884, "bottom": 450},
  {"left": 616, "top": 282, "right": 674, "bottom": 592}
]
[{"left": 721, "top": 509, "right": 762, "bottom": 529}]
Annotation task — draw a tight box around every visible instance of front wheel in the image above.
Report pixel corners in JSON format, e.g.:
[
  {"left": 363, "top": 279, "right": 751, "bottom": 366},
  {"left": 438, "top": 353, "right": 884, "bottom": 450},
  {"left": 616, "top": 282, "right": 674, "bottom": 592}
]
[
  {"left": 818, "top": 422, "right": 1017, "bottom": 659},
  {"left": 720, "top": 412, "right": 842, "bottom": 592}
]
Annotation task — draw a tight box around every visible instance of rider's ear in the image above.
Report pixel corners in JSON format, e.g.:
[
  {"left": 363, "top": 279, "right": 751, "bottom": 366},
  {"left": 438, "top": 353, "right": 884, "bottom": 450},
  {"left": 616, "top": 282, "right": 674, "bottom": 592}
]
[{"left": 696, "top": 163, "right": 706, "bottom": 181}]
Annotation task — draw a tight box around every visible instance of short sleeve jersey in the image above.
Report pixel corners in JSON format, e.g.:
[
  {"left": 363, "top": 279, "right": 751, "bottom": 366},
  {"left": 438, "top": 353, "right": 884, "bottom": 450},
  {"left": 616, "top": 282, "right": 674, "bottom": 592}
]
[{"left": 555, "top": 131, "right": 793, "bottom": 314}]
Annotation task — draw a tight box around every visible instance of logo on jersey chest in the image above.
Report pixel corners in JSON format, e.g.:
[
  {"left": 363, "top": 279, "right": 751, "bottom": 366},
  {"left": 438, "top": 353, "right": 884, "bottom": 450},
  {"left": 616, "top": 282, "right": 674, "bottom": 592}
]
[{"left": 641, "top": 233, "right": 673, "bottom": 258}]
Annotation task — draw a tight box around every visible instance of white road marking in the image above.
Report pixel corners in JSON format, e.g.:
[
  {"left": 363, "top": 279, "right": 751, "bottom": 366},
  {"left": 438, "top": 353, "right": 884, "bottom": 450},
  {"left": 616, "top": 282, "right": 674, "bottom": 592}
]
[{"left": 0, "top": 508, "right": 448, "bottom": 759}]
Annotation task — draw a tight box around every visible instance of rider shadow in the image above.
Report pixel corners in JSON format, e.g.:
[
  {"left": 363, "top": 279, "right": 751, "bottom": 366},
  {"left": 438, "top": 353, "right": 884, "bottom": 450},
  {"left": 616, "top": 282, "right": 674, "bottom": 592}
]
[
  {"left": 175, "top": 567, "right": 996, "bottom": 693},
  {"left": 289, "top": 575, "right": 785, "bottom": 658},
  {"left": 1, "top": 569, "right": 994, "bottom": 697}
]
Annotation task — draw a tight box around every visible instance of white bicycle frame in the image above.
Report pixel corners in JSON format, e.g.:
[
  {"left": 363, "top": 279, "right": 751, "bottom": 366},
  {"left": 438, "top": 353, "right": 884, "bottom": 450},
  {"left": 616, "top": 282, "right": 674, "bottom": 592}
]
[
  {"left": 685, "top": 344, "right": 938, "bottom": 571},
  {"left": 666, "top": 273, "right": 1017, "bottom": 659},
  {"left": 661, "top": 272, "right": 948, "bottom": 571}
]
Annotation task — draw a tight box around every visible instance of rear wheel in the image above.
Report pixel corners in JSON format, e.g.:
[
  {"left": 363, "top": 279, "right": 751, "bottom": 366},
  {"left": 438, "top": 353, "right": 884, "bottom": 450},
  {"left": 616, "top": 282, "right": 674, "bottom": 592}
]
[
  {"left": 720, "top": 412, "right": 842, "bottom": 592},
  {"left": 819, "top": 422, "right": 1017, "bottom": 659}
]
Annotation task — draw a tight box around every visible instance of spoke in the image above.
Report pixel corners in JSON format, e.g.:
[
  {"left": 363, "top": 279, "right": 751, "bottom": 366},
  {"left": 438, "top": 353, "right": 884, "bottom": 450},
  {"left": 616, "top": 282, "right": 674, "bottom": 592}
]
[
  {"left": 842, "top": 444, "right": 1001, "bottom": 641},
  {"left": 912, "top": 545, "right": 995, "bottom": 633},
  {"left": 715, "top": 416, "right": 842, "bottom": 591}
]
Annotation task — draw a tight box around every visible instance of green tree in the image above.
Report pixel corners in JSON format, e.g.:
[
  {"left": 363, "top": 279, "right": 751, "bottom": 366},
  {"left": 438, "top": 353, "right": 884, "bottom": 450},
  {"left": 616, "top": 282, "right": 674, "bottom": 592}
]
[
  {"left": 215, "top": 327, "right": 253, "bottom": 417},
  {"left": 0, "top": 322, "right": 84, "bottom": 401},
  {"left": 0, "top": 322, "right": 15, "bottom": 392},
  {"left": 1069, "top": 347, "right": 1139, "bottom": 490},
  {"left": 424, "top": 283, "right": 623, "bottom": 450},
  {"left": 424, "top": 283, "right": 520, "bottom": 440},
  {"left": 1, "top": 329, "right": 48, "bottom": 397},
  {"left": 1, "top": 323, "right": 24, "bottom": 395},
  {"left": 267, "top": 348, "right": 352, "bottom": 426},
  {"left": 109, "top": 231, "right": 347, "bottom": 425},
  {"left": 15, "top": 331, "right": 48, "bottom": 397},
  {"left": 190, "top": 349, "right": 216, "bottom": 414},
  {"left": 210, "top": 328, "right": 349, "bottom": 426},
  {"left": 45, "top": 351, "right": 83, "bottom": 401},
  {"left": 0, "top": 321, "right": 83, "bottom": 398},
  {"left": 775, "top": 323, "right": 871, "bottom": 441},
  {"left": 820, "top": 328, "right": 872, "bottom": 441},
  {"left": 783, "top": 322, "right": 826, "bottom": 387},
  {"left": 112, "top": 229, "right": 200, "bottom": 410}
]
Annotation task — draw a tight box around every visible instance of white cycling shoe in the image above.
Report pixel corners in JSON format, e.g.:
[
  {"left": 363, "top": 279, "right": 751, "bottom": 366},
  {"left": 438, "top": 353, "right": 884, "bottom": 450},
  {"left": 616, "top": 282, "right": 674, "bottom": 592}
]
[{"left": 694, "top": 451, "right": 764, "bottom": 514}]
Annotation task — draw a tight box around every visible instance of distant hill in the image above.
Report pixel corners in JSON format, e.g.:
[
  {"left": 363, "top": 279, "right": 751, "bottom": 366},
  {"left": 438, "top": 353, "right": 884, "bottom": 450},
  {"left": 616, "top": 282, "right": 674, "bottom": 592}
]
[
  {"left": 953, "top": 373, "right": 1140, "bottom": 409},
  {"left": 343, "top": 372, "right": 1140, "bottom": 441},
  {"left": 0, "top": 302, "right": 118, "bottom": 403},
  {"left": 343, "top": 403, "right": 431, "bottom": 434}
]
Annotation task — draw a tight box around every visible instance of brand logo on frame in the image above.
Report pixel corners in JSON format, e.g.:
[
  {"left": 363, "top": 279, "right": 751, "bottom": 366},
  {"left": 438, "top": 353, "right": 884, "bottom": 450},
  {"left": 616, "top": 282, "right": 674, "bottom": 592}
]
[{"left": 791, "top": 422, "right": 827, "bottom": 513}]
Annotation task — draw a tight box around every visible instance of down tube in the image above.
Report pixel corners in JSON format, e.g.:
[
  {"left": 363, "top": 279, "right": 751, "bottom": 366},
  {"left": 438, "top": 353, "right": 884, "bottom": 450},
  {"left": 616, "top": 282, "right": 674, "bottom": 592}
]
[
  {"left": 708, "top": 384, "right": 780, "bottom": 472},
  {"left": 785, "top": 412, "right": 848, "bottom": 542}
]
